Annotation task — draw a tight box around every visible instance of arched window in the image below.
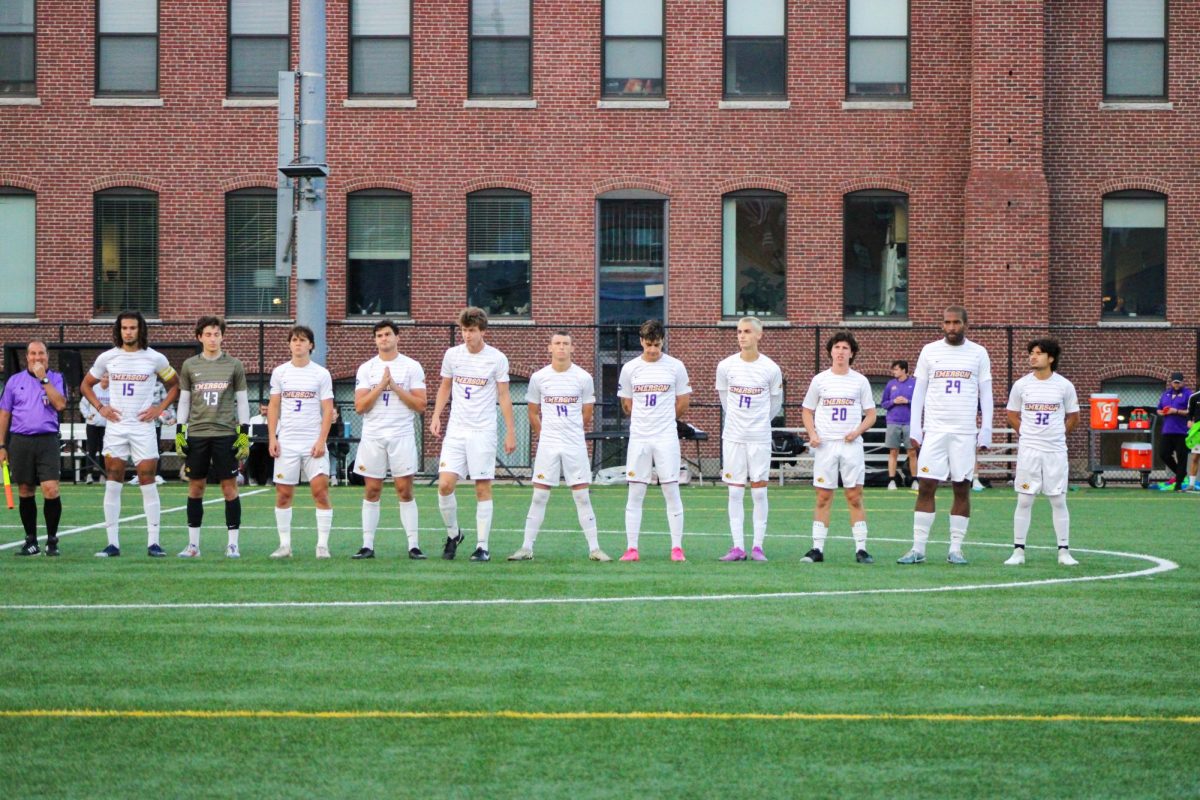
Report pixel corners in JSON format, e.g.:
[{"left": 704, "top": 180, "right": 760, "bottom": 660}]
[
  {"left": 844, "top": 189, "right": 908, "bottom": 318},
  {"left": 467, "top": 189, "right": 531, "bottom": 317},
  {"left": 0, "top": 187, "right": 35, "bottom": 314},
  {"left": 94, "top": 188, "right": 158, "bottom": 316},
  {"left": 722, "top": 189, "right": 786, "bottom": 318},
  {"left": 1102, "top": 190, "right": 1165, "bottom": 319},
  {"left": 226, "top": 188, "right": 288, "bottom": 317},
  {"left": 347, "top": 189, "right": 412, "bottom": 316}
]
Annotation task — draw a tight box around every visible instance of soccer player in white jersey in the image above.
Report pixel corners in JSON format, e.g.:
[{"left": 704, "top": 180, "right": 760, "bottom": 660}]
[
  {"left": 715, "top": 317, "right": 783, "bottom": 562},
  {"left": 618, "top": 320, "right": 692, "bottom": 562},
  {"left": 430, "top": 307, "right": 517, "bottom": 563},
  {"left": 898, "top": 306, "right": 994, "bottom": 565},
  {"left": 267, "top": 325, "right": 336, "bottom": 559},
  {"left": 81, "top": 311, "right": 180, "bottom": 558},
  {"left": 351, "top": 320, "right": 427, "bottom": 560},
  {"left": 1004, "top": 338, "right": 1081, "bottom": 566},
  {"left": 507, "top": 331, "right": 610, "bottom": 562},
  {"left": 801, "top": 330, "right": 878, "bottom": 564}
]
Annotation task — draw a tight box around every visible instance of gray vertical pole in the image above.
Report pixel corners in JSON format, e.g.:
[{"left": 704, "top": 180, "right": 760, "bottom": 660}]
[
  {"left": 295, "top": 0, "right": 328, "bottom": 365},
  {"left": 276, "top": 69, "right": 295, "bottom": 280}
]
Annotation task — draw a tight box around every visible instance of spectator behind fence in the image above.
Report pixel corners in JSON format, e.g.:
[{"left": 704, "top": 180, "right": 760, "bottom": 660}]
[{"left": 80, "top": 373, "right": 110, "bottom": 484}]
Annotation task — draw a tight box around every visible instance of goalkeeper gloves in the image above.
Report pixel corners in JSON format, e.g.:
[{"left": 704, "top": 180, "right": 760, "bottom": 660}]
[
  {"left": 233, "top": 425, "right": 251, "bottom": 460},
  {"left": 175, "top": 424, "right": 189, "bottom": 457}
]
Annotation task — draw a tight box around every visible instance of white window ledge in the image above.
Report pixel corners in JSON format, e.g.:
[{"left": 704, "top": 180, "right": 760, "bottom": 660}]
[
  {"left": 342, "top": 317, "right": 415, "bottom": 325},
  {"left": 0, "top": 317, "right": 40, "bottom": 323},
  {"left": 597, "top": 99, "right": 670, "bottom": 109},
  {"left": 90, "top": 97, "right": 164, "bottom": 107},
  {"left": 223, "top": 98, "right": 278, "bottom": 108},
  {"left": 841, "top": 100, "right": 913, "bottom": 111},
  {"left": 463, "top": 99, "right": 537, "bottom": 109},
  {"left": 841, "top": 318, "right": 913, "bottom": 328},
  {"left": 719, "top": 100, "right": 790, "bottom": 110},
  {"left": 0, "top": 97, "right": 40, "bottom": 106},
  {"left": 1099, "top": 102, "right": 1173, "bottom": 111},
  {"left": 485, "top": 318, "right": 536, "bottom": 326},
  {"left": 1097, "top": 319, "right": 1170, "bottom": 328},
  {"left": 90, "top": 318, "right": 164, "bottom": 324},
  {"left": 344, "top": 98, "right": 417, "bottom": 109},
  {"left": 716, "top": 319, "right": 791, "bottom": 328}
]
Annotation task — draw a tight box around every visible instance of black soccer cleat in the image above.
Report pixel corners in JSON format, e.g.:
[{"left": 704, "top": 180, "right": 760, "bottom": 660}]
[
  {"left": 469, "top": 547, "right": 490, "bottom": 562},
  {"left": 95, "top": 544, "right": 121, "bottom": 558},
  {"left": 15, "top": 541, "right": 40, "bottom": 556},
  {"left": 800, "top": 548, "right": 824, "bottom": 563},
  {"left": 351, "top": 547, "right": 375, "bottom": 560},
  {"left": 442, "top": 530, "right": 464, "bottom": 560},
  {"left": 45, "top": 537, "right": 59, "bottom": 557},
  {"left": 408, "top": 547, "right": 427, "bottom": 560},
  {"left": 147, "top": 543, "right": 167, "bottom": 558},
  {"left": 855, "top": 549, "right": 874, "bottom": 564}
]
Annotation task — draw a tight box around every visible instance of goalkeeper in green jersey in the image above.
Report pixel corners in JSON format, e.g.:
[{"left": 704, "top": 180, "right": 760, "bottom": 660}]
[{"left": 175, "top": 316, "right": 251, "bottom": 558}]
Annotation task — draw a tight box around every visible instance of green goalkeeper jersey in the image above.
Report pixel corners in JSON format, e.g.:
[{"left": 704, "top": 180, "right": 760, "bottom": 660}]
[{"left": 179, "top": 352, "right": 248, "bottom": 437}]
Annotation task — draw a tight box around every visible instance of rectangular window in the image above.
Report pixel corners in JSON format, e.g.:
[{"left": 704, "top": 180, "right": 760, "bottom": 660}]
[
  {"left": 94, "top": 190, "right": 158, "bottom": 316},
  {"left": 467, "top": 192, "right": 531, "bottom": 317},
  {"left": 602, "top": 0, "right": 663, "bottom": 98},
  {"left": 350, "top": 0, "right": 411, "bottom": 96},
  {"left": 843, "top": 191, "right": 908, "bottom": 318},
  {"left": 725, "top": 0, "right": 785, "bottom": 98},
  {"left": 597, "top": 198, "right": 665, "bottom": 353},
  {"left": 1102, "top": 194, "right": 1166, "bottom": 319},
  {"left": 1106, "top": 0, "right": 1166, "bottom": 99},
  {"left": 847, "top": 0, "right": 908, "bottom": 98},
  {"left": 722, "top": 193, "right": 785, "bottom": 317},
  {"left": 347, "top": 192, "right": 411, "bottom": 316},
  {"left": 226, "top": 190, "right": 288, "bottom": 317},
  {"left": 470, "top": 0, "right": 530, "bottom": 97},
  {"left": 97, "top": 0, "right": 157, "bottom": 95},
  {"left": 0, "top": 0, "right": 35, "bottom": 95},
  {"left": 229, "top": 0, "right": 289, "bottom": 96},
  {"left": 0, "top": 190, "right": 35, "bottom": 314}
]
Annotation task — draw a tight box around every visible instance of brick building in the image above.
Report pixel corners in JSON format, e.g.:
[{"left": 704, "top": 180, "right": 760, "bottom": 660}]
[{"left": 1, "top": 0, "right": 1196, "bottom": 475}]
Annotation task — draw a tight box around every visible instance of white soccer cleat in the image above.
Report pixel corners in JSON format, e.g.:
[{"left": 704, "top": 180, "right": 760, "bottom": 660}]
[
  {"left": 226, "top": 543, "right": 240, "bottom": 559},
  {"left": 315, "top": 546, "right": 331, "bottom": 559},
  {"left": 589, "top": 549, "right": 613, "bottom": 562},
  {"left": 1058, "top": 549, "right": 1079, "bottom": 566},
  {"left": 507, "top": 547, "right": 534, "bottom": 561},
  {"left": 887, "top": 480, "right": 897, "bottom": 491},
  {"left": 269, "top": 545, "right": 292, "bottom": 559},
  {"left": 177, "top": 544, "right": 200, "bottom": 558},
  {"left": 1004, "top": 549, "right": 1025, "bottom": 566}
]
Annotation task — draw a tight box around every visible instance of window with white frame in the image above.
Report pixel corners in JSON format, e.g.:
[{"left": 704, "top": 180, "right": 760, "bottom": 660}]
[
  {"left": 97, "top": 0, "right": 157, "bottom": 95},
  {"left": 1105, "top": 0, "right": 1167, "bottom": 99},
  {"left": 350, "top": 0, "right": 411, "bottom": 96},
  {"left": 722, "top": 191, "right": 786, "bottom": 317},
  {"left": 470, "top": 0, "right": 530, "bottom": 97},
  {"left": 602, "top": 0, "right": 663, "bottom": 97},
  {"left": 725, "top": 0, "right": 786, "bottom": 98},
  {"left": 847, "top": 0, "right": 908, "bottom": 98},
  {"left": 229, "top": 0, "right": 289, "bottom": 96},
  {"left": 0, "top": 188, "right": 35, "bottom": 314},
  {"left": 0, "top": 0, "right": 35, "bottom": 95},
  {"left": 1102, "top": 191, "right": 1166, "bottom": 319}
]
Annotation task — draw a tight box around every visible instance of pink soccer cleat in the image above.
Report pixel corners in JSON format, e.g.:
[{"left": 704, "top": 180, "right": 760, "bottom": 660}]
[
  {"left": 718, "top": 547, "right": 747, "bottom": 562},
  {"left": 750, "top": 546, "right": 768, "bottom": 562},
  {"left": 670, "top": 547, "right": 686, "bottom": 562},
  {"left": 619, "top": 548, "right": 639, "bottom": 562}
]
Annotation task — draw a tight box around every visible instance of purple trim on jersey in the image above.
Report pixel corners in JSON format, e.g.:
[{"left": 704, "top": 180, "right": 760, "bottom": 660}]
[
  {"left": 1159, "top": 387, "right": 1192, "bottom": 435},
  {"left": 882, "top": 377, "right": 915, "bottom": 425},
  {"left": 0, "top": 370, "right": 65, "bottom": 435}
]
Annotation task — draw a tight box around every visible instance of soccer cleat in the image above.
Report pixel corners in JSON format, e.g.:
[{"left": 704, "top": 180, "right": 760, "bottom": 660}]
[
  {"left": 507, "top": 547, "right": 534, "bottom": 561},
  {"left": 45, "top": 543, "right": 60, "bottom": 557},
  {"left": 351, "top": 547, "right": 375, "bottom": 560},
  {"left": 972, "top": 479, "right": 985, "bottom": 492},
  {"left": 15, "top": 542, "right": 40, "bottom": 556},
  {"left": 177, "top": 544, "right": 200, "bottom": 558},
  {"left": 670, "top": 547, "right": 686, "bottom": 562},
  {"left": 719, "top": 546, "right": 747, "bottom": 562},
  {"left": 225, "top": 543, "right": 240, "bottom": 559},
  {"left": 408, "top": 547, "right": 427, "bottom": 560},
  {"left": 469, "top": 547, "right": 490, "bottom": 562},
  {"left": 1058, "top": 549, "right": 1079, "bottom": 566},
  {"left": 946, "top": 549, "right": 969, "bottom": 565},
  {"left": 887, "top": 480, "right": 897, "bottom": 491},
  {"left": 589, "top": 549, "right": 612, "bottom": 562},
  {"left": 95, "top": 544, "right": 121, "bottom": 558},
  {"left": 896, "top": 549, "right": 925, "bottom": 564},
  {"left": 269, "top": 545, "right": 292, "bottom": 559},
  {"left": 1004, "top": 549, "right": 1025, "bottom": 566},
  {"left": 147, "top": 543, "right": 166, "bottom": 558},
  {"left": 315, "top": 546, "right": 331, "bottom": 559},
  {"left": 442, "top": 530, "right": 464, "bottom": 560},
  {"left": 750, "top": 546, "right": 768, "bottom": 562},
  {"left": 800, "top": 548, "right": 824, "bottom": 563},
  {"left": 618, "top": 548, "right": 639, "bottom": 562},
  {"left": 855, "top": 549, "right": 874, "bottom": 564}
]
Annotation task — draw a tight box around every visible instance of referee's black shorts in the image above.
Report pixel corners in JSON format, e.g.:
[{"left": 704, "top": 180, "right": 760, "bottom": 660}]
[
  {"left": 7, "top": 432, "right": 61, "bottom": 485},
  {"left": 184, "top": 435, "right": 239, "bottom": 481}
]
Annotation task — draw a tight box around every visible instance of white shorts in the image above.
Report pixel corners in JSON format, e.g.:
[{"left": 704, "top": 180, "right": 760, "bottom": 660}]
[
  {"left": 1192, "top": 444, "right": 1200, "bottom": 456},
  {"left": 354, "top": 433, "right": 419, "bottom": 480},
  {"left": 811, "top": 440, "right": 865, "bottom": 489},
  {"left": 532, "top": 442, "right": 591, "bottom": 487},
  {"left": 721, "top": 440, "right": 772, "bottom": 485},
  {"left": 102, "top": 424, "right": 160, "bottom": 464},
  {"left": 917, "top": 430, "right": 977, "bottom": 483},
  {"left": 1014, "top": 447, "right": 1069, "bottom": 496},
  {"left": 626, "top": 435, "right": 681, "bottom": 485},
  {"left": 273, "top": 447, "right": 331, "bottom": 485},
  {"left": 438, "top": 432, "right": 496, "bottom": 480}
]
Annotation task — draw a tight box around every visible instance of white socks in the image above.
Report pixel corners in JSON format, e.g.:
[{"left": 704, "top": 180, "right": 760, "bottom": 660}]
[
  {"left": 661, "top": 481, "right": 684, "bottom": 548},
  {"left": 949, "top": 515, "right": 969, "bottom": 552},
  {"left": 811, "top": 520, "right": 827, "bottom": 552},
  {"left": 399, "top": 500, "right": 419, "bottom": 549},
  {"left": 140, "top": 482, "right": 160, "bottom": 547},
  {"left": 275, "top": 507, "right": 292, "bottom": 548},
  {"left": 1049, "top": 493, "right": 1070, "bottom": 548},
  {"left": 476, "top": 500, "right": 493, "bottom": 550},
  {"left": 188, "top": 526, "right": 201, "bottom": 548},
  {"left": 573, "top": 488, "right": 600, "bottom": 552},
  {"left": 316, "top": 508, "right": 333, "bottom": 549},
  {"left": 852, "top": 520, "right": 868, "bottom": 552},
  {"left": 104, "top": 480, "right": 122, "bottom": 547},
  {"left": 438, "top": 493, "right": 458, "bottom": 537},
  {"left": 523, "top": 488, "right": 551, "bottom": 549},
  {"left": 625, "top": 481, "right": 647, "bottom": 549},
  {"left": 727, "top": 485, "right": 746, "bottom": 549},
  {"left": 1013, "top": 492, "right": 1035, "bottom": 546},
  {"left": 912, "top": 511, "right": 935, "bottom": 555},
  {"left": 362, "top": 499, "right": 381, "bottom": 549},
  {"left": 750, "top": 487, "right": 768, "bottom": 549}
]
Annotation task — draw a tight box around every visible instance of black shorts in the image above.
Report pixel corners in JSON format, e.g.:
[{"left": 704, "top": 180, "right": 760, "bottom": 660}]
[
  {"left": 184, "top": 435, "right": 239, "bottom": 481},
  {"left": 7, "top": 433, "right": 60, "bottom": 485}
]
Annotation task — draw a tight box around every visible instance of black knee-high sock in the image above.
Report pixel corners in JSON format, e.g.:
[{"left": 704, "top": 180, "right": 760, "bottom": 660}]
[
  {"left": 225, "top": 497, "right": 241, "bottom": 530},
  {"left": 18, "top": 496, "right": 37, "bottom": 542},
  {"left": 43, "top": 497, "right": 62, "bottom": 540},
  {"left": 187, "top": 497, "right": 204, "bottom": 528}
]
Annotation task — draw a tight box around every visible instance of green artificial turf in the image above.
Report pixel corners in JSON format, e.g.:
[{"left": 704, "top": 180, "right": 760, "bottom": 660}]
[{"left": 0, "top": 483, "right": 1196, "bottom": 798}]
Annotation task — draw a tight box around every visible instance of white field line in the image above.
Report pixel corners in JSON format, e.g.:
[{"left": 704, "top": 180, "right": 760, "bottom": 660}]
[{"left": 0, "top": 538, "right": 1177, "bottom": 613}]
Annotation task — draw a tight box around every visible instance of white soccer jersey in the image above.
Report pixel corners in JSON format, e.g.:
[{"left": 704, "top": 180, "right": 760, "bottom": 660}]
[
  {"left": 1007, "top": 372, "right": 1079, "bottom": 454},
  {"left": 89, "top": 347, "right": 175, "bottom": 429},
  {"left": 803, "top": 369, "right": 875, "bottom": 441},
  {"left": 356, "top": 354, "right": 426, "bottom": 439},
  {"left": 270, "top": 360, "right": 334, "bottom": 447},
  {"left": 441, "top": 343, "right": 510, "bottom": 433},
  {"left": 716, "top": 352, "right": 783, "bottom": 445},
  {"left": 528, "top": 363, "right": 594, "bottom": 449},
  {"left": 915, "top": 338, "right": 993, "bottom": 435},
  {"left": 618, "top": 353, "right": 691, "bottom": 440}
]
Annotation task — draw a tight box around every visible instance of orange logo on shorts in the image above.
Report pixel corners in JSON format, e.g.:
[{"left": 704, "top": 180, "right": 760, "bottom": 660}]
[
  {"left": 357, "top": 464, "right": 366, "bottom": 471},
  {"left": 921, "top": 466, "right": 929, "bottom": 473},
  {"left": 1021, "top": 482, "right": 1030, "bottom": 490},
  {"left": 627, "top": 471, "right": 635, "bottom": 477},
  {"left": 276, "top": 473, "right": 284, "bottom": 479},
  {"left": 816, "top": 477, "right": 825, "bottom": 483},
  {"left": 536, "top": 473, "right": 544, "bottom": 479}
]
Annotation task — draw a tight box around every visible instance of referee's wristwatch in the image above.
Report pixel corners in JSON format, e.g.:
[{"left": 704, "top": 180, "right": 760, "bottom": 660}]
[{"left": 39, "top": 376, "right": 49, "bottom": 385}]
